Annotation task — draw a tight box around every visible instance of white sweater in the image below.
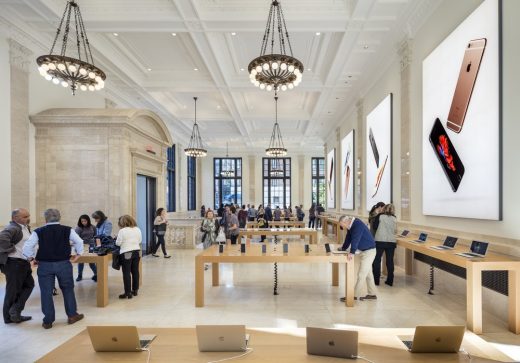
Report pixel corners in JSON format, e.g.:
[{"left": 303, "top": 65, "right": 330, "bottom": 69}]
[{"left": 115, "top": 227, "right": 142, "bottom": 254}]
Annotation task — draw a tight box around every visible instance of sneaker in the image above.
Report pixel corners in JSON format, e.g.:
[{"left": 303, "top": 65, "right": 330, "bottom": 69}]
[
  {"left": 164, "top": 255, "right": 171, "bottom": 258},
  {"left": 360, "top": 295, "right": 377, "bottom": 301},
  {"left": 384, "top": 281, "right": 393, "bottom": 286},
  {"left": 119, "top": 293, "right": 132, "bottom": 299},
  {"left": 67, "top": 313, "right": 84, "bottom": 324},
  {"left": 76, "top": 275, "right": 83, "bottom": 282},
  {"left": 152, "top": 254, "right": 160, "bottom": 258},
  {"left": 339, "top": 297, "right": 358, "bottom": 302},
  {"left": 42, "top": 322, "right": 53, "bottom": 329}
]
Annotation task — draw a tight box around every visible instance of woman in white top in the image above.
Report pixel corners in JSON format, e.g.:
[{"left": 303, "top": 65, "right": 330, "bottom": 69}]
[
  {"left": 152, "top": 208, "right": 170, "bottom": 258},
  {"left": 115, "top": 215, "right": 142, "bottom": 299}
]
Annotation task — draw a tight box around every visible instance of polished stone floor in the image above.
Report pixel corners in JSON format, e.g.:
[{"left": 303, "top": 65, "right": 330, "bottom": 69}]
[{"left": 1, "top": 241, "right": 519, "bottom": 362}]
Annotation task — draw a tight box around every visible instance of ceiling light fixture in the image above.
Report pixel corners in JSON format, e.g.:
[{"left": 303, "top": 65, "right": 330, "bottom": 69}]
[
  {"left": 194, "top": 68, "right": 199, "bottom": 71},
  {"left": 220, "top": 142, "right": 235, "bottom": 177},
  {"left": 248, "top": 0, "right": 303, "bottom": 92},
  {"left": 36, "top": 0, "right": 106, "bottom": 95},
  {"left": 113, "top": 33, "right": 119, "bottom": 37},
  {"left": 266, "top": 94, "right": 287, "bottom": 157},
  {"left": 171, "top": 33, "right": 177, "bottom": 36},
  {"left": 184, "top": 97, "right": 207, "bottom": 158},
  {"left": 231, "top": 32, "right": 237, "bottom": 36},
  {"left": 315, "top": 32, "right": 321, "bottom": 36}
]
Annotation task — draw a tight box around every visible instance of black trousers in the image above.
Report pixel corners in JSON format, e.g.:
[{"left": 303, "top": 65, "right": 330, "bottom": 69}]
[
  {"left": 2, "top": 258, "right": 34, "bottom": 322},
  {"left": 121, "top": 251, "right": 140, "bottom": 294},
  {"left": 153, "top": 234, "right": 167, "bottom": 255},
  {"left": 229, "top": 234, "right": 238, "bottom": 245},
  {"left": 372, "top": 242, "right": 396, "bottom": 285},
  {"left": 308, "top": 217, "right": 315, "bottom": 228}
]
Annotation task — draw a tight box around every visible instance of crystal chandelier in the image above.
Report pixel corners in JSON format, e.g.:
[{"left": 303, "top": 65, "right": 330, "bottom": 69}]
[
  {"left": 248, "top": 0, "right": 303, "bottom": 92},
  {"left": 266, "top": 95, "right": 287, "bottom": 157},
  {"left": 270, "top": 158, "right": 284, "bottom": 177},
  {"left": 221, "top": 143, "right": 235, "bottom": 177},
  {"left": 184, "top": 97, "right": 207, "bottom": 158},
  {"left": 36, "top": 0, "right": 106, "bottom": 95}
]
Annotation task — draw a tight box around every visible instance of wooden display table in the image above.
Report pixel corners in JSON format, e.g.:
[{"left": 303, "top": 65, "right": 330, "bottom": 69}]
[
  {"left": 246, "top": 221, "right": 305, "bottom": 228},
  {"left": 239, "top": 228, "right": 318, "bottom": 244},
  {"left": 76, "top": 253, "right": 142, "bottom": 308},
  {"left": 397, "top": 236, "right": 520, "bottom": 334},
  {"left": 319, "top": 216, "right": 342, "bottom": 243},
  {"left": 36, "top": 327, "right": 513, "bottom": 362},
  {"left": 195, "top": 244, "right": 354, "bottom": 307}
]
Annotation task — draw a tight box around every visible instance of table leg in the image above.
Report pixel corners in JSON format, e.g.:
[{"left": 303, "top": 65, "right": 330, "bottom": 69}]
[
  {"left": 404, "top": 248, "right": 413, "bottom": 275},
  {"left": 508, "top": 268, "right": 520, "bottom": 334},
  {"left": 323, "top": 220, "right": 328, "bottom": 236},
  {"left": 345, "top": 261, "right": 355, "bottom": 307},
  {"left": 195, "top": 256, "right": 204, "bottom": 307},
  {"left": 97, "top": 255, "right": 109, "bottom": 307},
  {"left": 212, "top": 263, "right": 220, "bottom": 286},
  {"left": 332, "top": 263, "right": 339, "bottom": 286},
  {"left": 467, "top": 262, "right": 483, "bottom": 334}
]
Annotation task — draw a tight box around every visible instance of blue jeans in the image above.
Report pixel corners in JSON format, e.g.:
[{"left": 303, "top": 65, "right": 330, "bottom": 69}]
[
  {"left": 37, "top": 260, "right": 78, "bottom": 324},
  {"left": 77, "top": 263, "right": 97, "bottom": 276}
]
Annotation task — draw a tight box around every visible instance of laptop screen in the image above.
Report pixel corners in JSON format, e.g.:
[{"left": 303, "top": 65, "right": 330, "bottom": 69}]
[
  {"left": 418, "top": 233, "right": 427, "bottom": 241},
  {"left": 443, "top": 236, "right": 457, "bottom": 248},
  {"left": 470, "top": 241, "right": 488, "bottom": 255}
]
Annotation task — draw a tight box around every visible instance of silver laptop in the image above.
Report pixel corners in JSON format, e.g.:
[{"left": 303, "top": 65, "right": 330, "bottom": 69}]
[
  {"left": 87, "top": 326, "right": 156, "bottom": 352},
  {"left": 400, "top": 325, "right": 465, "bottom": 353},
  {"left": 306, "top": 327, "right": 358, "bottom": 359},
  {"left": 455, "top": 240, "right": 489, "bottom": 258},
  {"left": 430, "top": 236, "right": 458, "bottom": 250},
  {"left": 196, "top": 325, "right": 249, "bottom": 352},
  {"left": 397, "top": 230, "right": 410, "bottom": 238},
  {"left": 413, "top": 233, "right": 428, "bottom": 243}
]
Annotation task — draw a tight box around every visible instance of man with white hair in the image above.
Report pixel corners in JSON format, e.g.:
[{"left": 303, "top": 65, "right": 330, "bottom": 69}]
[
  {"left": 338, "top": 215, "right": 378, "bottom": 302},
  {"left": 23, "top": 208, "right": 85, "bottom": 329}
]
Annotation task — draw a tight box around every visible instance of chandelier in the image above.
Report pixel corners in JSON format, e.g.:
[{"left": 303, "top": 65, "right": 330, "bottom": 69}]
[
  {"left": 270, "top": 158, "right": 284, "bottom": 177},
  {"left": 266, "top": 95, "right": 287, "bottom": 157},
  {"left": 248, "top": 0, "right": 303, "bottom": 92},
  {"left": 184, "top": 97, "right": 207, "bottom": 158},
  {"left": 221, "top": 143, "right": 235, "bottom": 177},
  {"left": 36, "top": 0, "right": 106, "bottom": 95}
]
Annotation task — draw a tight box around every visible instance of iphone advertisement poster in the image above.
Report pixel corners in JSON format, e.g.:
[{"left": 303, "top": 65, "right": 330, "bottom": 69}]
[
  {"left": 326, "top": 148, "right": 335, "bottom": 209},
  {"left": 366, "top": 94, "right": 392, "bottom": 210},
  {"left": 341, "top": 130, "right": 355, "bottom": 210},
  {"left": 422, "top": 0, "right": 501, "bottom": 220}
]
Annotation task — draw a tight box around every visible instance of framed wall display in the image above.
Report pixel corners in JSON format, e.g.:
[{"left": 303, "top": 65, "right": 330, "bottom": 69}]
[
  {"left": 365, "top": 94, "right": 392, "bottom": 210},
  {"left": 341, "top": 130, "right": 355, "bottom": 210},
  {"left": 326, "top": 148, "right": 335, "bottom": 209},
  {"left": 422, "top": 0, "right": 501, "bottom": 220}
]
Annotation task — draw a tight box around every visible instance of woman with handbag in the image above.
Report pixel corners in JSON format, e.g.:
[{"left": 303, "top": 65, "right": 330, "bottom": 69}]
[
  {"left": 75, "top": 214, "right": 97, "bottom": 282},
  {"left": 115, "top": 215, "right": 141, "bottom": 299},
  {"left": 201, "top": 210, "right": 219, "bottom": 248},
  {"left": 152, "top": 208, "right": 170, "bottom": 258}
]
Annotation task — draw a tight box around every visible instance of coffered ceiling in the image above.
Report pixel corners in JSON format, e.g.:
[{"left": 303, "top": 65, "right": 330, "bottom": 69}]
[{"left": 0, "top": 0, "right": 441, "bottom": 153}]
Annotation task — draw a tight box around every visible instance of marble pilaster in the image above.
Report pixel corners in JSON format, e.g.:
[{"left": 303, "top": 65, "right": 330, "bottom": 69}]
[{"left": 355, "top": 99, "right": 364, "bottom": 215}]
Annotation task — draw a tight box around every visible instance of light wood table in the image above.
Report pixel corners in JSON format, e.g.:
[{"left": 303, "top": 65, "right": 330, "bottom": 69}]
[
  {"left": 239, "top": 228, "right": 319, "bottom": 244},
  {"left": 397, "top": 236, "right": 520, "bottom": 335},
  {"left": 319, "top": 216, "right": 342, "bottom": 243},
  {"left": 246, "top": 221, "right": 305, "bottom": 228},
  {"left": 36, "top": 327, "right": 513, "bottom": 362},
  {"left": 195, "top": 244, "right": 354, "bottom": 307},
  {"left": 76, "top": 253, "right": 142, "bottom": 308}
]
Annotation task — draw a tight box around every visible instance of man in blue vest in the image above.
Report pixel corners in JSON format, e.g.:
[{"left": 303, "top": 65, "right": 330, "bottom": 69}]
[
  {"left": 338, "top": 215, "right": 378, "bottom": 302},
  {"left": 23, "top": 208, "right": 85, "bottom": 329}
]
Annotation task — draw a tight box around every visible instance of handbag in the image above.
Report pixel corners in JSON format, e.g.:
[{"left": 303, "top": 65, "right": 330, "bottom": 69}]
[
  {"left": 156, "top": 223, "right": 167, "bottom": 236},
  {"left": 216, "top": 229, "right": 226, "bottom": 243},
  {"left": 111, "top": 247, "right": 122, "bottom": 270}
]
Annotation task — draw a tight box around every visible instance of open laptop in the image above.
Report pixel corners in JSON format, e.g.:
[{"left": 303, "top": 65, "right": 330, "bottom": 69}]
[
  {"left": 430, "top": 236, "right": 458, "bottom": 250},
  {"left": 397, "top": 230, "right": 410, "bottom": 238},
  {"left": 306, "top": 327, "right": 358, "bottom": 359},
  {"left": 196, "top": 325, "right": 249, "bottom": 352},
  {"left": 413, "top": 233, "right": 428, "bottom": 243},
  {"left": 87, "top": 326, "right": 156, "bottom": 352},
  {"left": 400, "top": 325, "right": 465, "bottom": 353},
  {"left": 455, "top": 240, "right": 489, "bottom": 258}
]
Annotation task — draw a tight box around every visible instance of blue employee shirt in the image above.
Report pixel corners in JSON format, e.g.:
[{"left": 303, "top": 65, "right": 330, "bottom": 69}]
[
  {"left": 96, "top": 220, "right": 113, "bottom": 236},
  {"left": 341, "top": 218, "right": 376, "bottom": 254},
  {"left": 23, "top": 222, "right": 84, "bottom": 259}
]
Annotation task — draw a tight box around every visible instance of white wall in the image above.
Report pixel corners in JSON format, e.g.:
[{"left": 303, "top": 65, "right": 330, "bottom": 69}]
[
  {"left": 0, "top": 35, "right": 12, "bottom": 223},
  {"left": 325, "top": 0, "right": 520, "bottom": 241}
]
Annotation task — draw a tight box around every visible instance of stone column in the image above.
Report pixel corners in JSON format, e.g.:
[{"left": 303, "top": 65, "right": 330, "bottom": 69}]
[
  {"left": 248, "top": 155, "right": 255, "bottom": 204},
  {"left": 398, "top": 39, "right": 412, "bottom": 221},
  {"left": 9, "top": 39, "right": 32, "bottom": 210},
  {"left": 355, "top": 99, "right": 364, "bottom": 215},
  {"left": 335, "top": 127, "right": 341, "bottom": 211}
]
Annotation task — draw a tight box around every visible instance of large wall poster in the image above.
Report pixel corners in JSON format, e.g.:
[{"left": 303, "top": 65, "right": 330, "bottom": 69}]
[
  {"left": 422, "top": 0, "right": 501, "bottom": 220},
  {"left": 326, "top": 148, "right": 335, "bottom": 209},
  {"left": 365, "top": 94, "right": 392, "bottom": 211},
  {"left": 341, "top": 130, "right": 355, "bottom": 210}
]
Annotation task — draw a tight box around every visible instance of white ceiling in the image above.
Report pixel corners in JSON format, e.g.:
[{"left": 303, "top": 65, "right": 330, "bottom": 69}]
[{"left": 0, "top": 0, "right": 441, "bottom": 153}]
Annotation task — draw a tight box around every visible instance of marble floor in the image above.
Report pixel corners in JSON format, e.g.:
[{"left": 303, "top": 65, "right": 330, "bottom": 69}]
[{"left": 1, "top": 241, "right": 519, "bottom": 362}]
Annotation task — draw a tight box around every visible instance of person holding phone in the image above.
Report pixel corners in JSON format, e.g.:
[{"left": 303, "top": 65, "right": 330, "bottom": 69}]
[
  {"left": 152, "top": 208, "right": 170, "bottom": 258},
  {"left": 372, "top": 204, "right": 397, "bottom": 286},
  {"left": 226, "top": 206, "right": 240, "bottom": 245},
  {"left": 115, "top": 215, "right": 141, "bottom": 299},
  {"left": 74, "top": 214, "right": 97, "bottom": 282}
]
